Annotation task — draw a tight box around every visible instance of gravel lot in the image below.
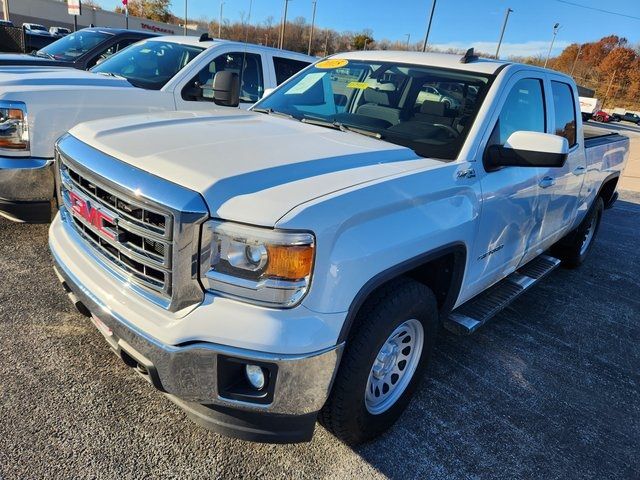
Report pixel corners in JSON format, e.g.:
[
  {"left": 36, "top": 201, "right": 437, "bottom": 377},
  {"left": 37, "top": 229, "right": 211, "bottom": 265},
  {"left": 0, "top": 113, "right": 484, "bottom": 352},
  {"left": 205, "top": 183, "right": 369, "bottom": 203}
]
[
  {"left": 1, "top": 124, "right": 639, "bottom": 479},
  {"left": 1, "top": 191, "right": 638, "bottom": 479}
]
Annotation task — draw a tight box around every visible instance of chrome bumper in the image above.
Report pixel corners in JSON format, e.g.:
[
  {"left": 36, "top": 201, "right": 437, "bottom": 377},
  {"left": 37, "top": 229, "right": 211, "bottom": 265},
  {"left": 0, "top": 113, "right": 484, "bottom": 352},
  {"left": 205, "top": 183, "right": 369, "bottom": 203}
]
[
  {"left": 51, "top": 245, "right": 343, "bottom": 417},
  {"left": 0, "top": 156, "right": 55, "bottom": 222}
]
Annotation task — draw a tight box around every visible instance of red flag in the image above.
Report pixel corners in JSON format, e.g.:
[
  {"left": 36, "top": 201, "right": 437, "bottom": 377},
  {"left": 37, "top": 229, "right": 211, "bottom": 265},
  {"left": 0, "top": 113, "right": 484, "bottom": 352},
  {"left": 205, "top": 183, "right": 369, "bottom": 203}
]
[{"left": 122, "top": 0, "right": 128, "bottom": 5}]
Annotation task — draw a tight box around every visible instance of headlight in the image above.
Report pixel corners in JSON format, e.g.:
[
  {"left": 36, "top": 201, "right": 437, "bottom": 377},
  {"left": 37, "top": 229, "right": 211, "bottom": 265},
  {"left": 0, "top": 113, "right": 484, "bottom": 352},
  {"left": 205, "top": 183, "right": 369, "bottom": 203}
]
[
  {"left": 201, "top": 221, "right": 315, "bottom": 308},
  {"left": 0, "top": 101, "right": 29, "bottom": 152}
]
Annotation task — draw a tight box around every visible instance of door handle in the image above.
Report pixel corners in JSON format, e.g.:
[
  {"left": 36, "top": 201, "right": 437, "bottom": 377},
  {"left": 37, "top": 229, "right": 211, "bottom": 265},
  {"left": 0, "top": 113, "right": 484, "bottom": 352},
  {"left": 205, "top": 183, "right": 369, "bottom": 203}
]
[
  {"left": 573, "top": 165, "right": 586, "bottom": 175},
  {"left": 539, "top": 176, "right": 556, "bottom": 188}
]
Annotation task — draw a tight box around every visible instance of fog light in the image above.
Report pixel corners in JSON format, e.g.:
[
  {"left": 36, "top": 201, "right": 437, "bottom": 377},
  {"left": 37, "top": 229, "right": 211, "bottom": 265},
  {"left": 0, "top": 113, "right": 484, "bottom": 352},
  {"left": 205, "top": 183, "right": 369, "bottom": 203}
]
[{"left": 245, "top": 364, "right": 266, "bottom": 390}]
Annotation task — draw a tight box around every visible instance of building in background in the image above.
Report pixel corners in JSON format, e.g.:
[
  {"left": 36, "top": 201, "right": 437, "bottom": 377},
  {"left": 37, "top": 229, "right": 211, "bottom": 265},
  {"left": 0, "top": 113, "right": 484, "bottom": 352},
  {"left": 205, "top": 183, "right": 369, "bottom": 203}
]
[{"left": 1, "top": 0, "right": 207, "bottom": 36}]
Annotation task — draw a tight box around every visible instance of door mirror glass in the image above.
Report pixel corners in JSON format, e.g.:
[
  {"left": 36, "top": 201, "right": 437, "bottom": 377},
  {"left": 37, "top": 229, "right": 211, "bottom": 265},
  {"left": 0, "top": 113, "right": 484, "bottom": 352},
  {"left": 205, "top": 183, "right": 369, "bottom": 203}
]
[
  {"left": 212, "top": 71, "right": 240, "bottom": 107},
  {"left": 485, "top": 131, "right": 568, "bottom": 170}
]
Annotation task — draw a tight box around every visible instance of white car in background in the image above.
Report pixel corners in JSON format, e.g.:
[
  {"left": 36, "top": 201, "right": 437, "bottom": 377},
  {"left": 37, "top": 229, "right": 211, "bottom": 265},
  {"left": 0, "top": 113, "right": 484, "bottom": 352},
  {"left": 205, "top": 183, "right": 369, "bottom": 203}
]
[
  {"left": 0, "top": 35, "right": 314, "bottom": 223},
  {"left": 417, "top": 85, "right": 461, "bottom": 109}
]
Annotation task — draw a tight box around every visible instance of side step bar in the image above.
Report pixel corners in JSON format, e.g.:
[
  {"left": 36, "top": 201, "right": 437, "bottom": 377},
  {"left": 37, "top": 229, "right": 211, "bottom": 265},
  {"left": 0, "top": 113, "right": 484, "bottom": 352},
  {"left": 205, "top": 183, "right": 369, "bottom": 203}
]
[{"left": 445, "top": 255, "right": 561, "bottom": 335}]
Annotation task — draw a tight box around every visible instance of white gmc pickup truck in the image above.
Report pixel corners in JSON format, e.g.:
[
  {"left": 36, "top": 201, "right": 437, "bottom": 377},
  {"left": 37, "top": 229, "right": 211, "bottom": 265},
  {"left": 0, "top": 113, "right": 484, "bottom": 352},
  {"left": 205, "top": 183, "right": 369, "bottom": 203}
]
[
  {"left": 49, "top": 50, "right": 629, "bottom": 444},
  {"left": 0, "top": 35, "right": 312, "bottom": 222}
]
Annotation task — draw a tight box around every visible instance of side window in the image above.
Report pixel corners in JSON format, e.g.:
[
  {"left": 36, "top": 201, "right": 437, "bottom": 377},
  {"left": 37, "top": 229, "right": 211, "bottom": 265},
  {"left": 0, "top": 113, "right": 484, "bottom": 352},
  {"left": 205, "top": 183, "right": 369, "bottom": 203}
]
[
  {"left": 184, "top": 52, "right": 264, "bottom": 103},
  {"left": 88, "top": 39, "right": 137, "bottom": 68},
  {"left": 273, "top": 57, "right": 310, "bottom": 85},
  {"left": 490, "top": 78, "right": 545, "bottom": 145},
  {"left": 551, "top": 81, "right": 577, "bottom": 147}
]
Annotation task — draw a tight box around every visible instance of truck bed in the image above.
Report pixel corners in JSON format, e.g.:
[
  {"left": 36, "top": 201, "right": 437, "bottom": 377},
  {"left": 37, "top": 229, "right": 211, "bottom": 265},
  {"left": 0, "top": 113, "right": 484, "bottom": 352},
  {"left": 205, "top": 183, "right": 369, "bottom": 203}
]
[{"left": 583, "top": 126, "right": 629, "bottom": 175}]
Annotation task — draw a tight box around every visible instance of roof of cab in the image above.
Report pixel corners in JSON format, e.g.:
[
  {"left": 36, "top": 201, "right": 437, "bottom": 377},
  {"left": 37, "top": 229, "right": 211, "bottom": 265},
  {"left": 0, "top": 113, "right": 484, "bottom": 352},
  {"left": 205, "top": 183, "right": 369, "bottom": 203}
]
[
  {"left": 147, "top": 35, "right": 316, "bottom": 60},
  {"left": 329, "top": 50, "right": 511, "bottom": 75},
  {"left": 80, "top": 27, "right": 158, "bottom": 37}
]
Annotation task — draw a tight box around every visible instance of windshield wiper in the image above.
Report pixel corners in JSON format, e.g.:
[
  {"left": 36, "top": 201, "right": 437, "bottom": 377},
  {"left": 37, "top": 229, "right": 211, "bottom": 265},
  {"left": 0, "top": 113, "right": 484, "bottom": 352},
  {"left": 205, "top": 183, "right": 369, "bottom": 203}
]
[
  {"left": 301, "top": 115, "right": 384, "bottom": 140},
  {"left": 252, "top": 107, "right": 298, "bottom": 120},
  {"left": 95, "top": 71, "right": 128, "bottom": 81},
  {"left": 32, "top": 51, "right": 55, "bottom": 60}
]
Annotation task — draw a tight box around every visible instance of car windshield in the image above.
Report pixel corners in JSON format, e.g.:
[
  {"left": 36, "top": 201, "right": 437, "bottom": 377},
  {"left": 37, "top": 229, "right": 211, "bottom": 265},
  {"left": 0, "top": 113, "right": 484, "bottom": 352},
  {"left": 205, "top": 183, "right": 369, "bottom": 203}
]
[
  {"left": 254, "top": 59, "right": 492, "bottom": 160},
  {"left": 39, "top": 30, "right": 111, "bottom": 61},
  {"left": 91, "top": 40, "right": 205, "bottom": 90}
]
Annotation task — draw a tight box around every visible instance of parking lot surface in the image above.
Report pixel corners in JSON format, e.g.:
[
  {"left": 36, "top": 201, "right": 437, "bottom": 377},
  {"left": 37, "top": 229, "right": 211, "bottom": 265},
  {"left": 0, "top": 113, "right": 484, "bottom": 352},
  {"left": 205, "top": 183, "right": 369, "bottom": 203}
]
[{"left": 1, "top": 128, "right": 639, "bottom": 479}]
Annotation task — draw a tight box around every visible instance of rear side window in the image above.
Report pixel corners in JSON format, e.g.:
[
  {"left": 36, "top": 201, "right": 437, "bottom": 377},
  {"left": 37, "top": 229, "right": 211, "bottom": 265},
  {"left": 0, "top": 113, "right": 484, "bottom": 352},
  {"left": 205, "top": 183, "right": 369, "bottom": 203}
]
[
  {"left": 273, "top": 57, "right": 310, "bottom": 85},
  {"left": 490, "top": 78, "right": 545, "bottom": 145},
  {"left": 551, "top": 81, "right": 577, "bottom": 147}
]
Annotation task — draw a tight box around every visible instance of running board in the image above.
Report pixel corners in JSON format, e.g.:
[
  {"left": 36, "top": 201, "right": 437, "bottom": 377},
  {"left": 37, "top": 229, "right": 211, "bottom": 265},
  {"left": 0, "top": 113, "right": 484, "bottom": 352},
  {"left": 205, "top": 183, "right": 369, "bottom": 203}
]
[{"left": 445, "top": 255, "right": 561, "bottom": 335}]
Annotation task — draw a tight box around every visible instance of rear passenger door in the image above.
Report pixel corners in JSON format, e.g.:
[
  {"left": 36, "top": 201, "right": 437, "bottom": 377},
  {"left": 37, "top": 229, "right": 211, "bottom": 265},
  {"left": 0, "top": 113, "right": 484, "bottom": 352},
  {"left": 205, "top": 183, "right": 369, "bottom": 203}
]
[{"left": 533, "top": 77, "right": 586, "bottom": 250}]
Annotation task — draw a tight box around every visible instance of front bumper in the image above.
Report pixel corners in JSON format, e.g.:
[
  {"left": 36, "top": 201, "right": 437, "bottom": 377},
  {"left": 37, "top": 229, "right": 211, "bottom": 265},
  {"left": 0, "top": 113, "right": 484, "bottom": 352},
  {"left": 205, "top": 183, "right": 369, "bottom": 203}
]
[
  {"left": 0, "top": 156, "right": 55, "bottom": 222},
  {"left": 50, "top": 218, "right": 343, "bottom": 442}
]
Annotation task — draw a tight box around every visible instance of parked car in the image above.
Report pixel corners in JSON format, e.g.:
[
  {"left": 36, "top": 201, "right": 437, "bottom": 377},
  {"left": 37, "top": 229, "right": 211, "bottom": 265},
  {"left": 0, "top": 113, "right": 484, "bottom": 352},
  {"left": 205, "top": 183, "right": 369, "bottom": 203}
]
[
  {"left": 416, "top": 84, "right": 460, "bottom": 109},
  {"left": 0, "top": 20, "right": 14, "bottom": 27},
  {"left": 0, "top": 27, "right": 157, "bottom": 70},
  {"left": 0, "top": 36, "right": 314, "bottom": 222},
  {"left": 592, "top": 110, "right": 611, "bottom": 122},
  {"left": 49, "top": 26, "right": 71, "bottom": 38},
  {"left": 22, "top": 22, "right": 56, "bottom": 50},
  {"left": 611, "top": 110, "right": 640, "bottom": 125},
  {"left": 49, "top": 50, "right": 629, "bottom": 444}
]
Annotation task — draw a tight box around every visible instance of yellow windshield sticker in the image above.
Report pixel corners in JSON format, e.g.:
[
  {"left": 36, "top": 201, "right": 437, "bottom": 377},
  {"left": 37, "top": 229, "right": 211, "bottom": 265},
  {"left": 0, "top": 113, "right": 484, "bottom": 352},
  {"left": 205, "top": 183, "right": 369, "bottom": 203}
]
[
  {"left": 316, "top": 58, "right": 348, "bottom": 69},
  {"left": 347, "top": 81, "right": 369, "bottom": 90}
]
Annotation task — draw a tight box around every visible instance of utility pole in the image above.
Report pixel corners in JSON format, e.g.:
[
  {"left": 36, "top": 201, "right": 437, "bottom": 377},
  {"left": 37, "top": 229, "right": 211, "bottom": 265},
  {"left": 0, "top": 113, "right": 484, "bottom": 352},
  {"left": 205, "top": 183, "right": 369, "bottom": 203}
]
[
  {"left": 124, "top": 0, "right": 129, "bottom": 29},
  {"left": 323, "top": 30, "right": 329, "bottom": 56},
  {"left": 544, "top": 22, "right": 561, "bottom": 68},
  {"left": 405, "top": 33, "right": 411, "bottom": 50},
  {"left": 602, "top": 69, "right": 617, "bottom": 109},
  {"left": 495, "top": 7, "right": 513, "bottom": 59},
  {"left": 183, "top": 0, "right": 188, "bottom": 35},
  {"left": 570, "top": 43, "right": 582, "bottom": 76},
  {"left": 308, "top": 0, "right": 317, "bottom": 56},
  {"left": 218, "top": 1, "right": 224, "bottom": 38},
  {"left": 1, "top": 0, "right": 9, "bottom": 22},
  {"left": 363, "top": 37, "right": 369, "bottom": 51},
  {"left": 279, "top": 0, "right": 292, "bottom": 50},
  {"left": 421, "top": 0, "right": 437, "bottom": 52}
]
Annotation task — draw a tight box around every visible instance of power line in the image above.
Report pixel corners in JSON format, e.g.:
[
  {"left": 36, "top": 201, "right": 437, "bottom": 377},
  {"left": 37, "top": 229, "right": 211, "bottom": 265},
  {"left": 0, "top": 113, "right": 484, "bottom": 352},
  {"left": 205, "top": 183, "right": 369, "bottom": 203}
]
[{"left": 555, "top": 0, "right": 640, "bottom": 21}]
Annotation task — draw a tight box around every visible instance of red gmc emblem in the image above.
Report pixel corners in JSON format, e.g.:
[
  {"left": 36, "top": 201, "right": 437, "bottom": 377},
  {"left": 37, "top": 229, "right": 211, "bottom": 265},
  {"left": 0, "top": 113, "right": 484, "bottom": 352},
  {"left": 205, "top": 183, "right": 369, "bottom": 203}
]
[{"left": 68, "top": 191, "right": 117, "bottom": 240}]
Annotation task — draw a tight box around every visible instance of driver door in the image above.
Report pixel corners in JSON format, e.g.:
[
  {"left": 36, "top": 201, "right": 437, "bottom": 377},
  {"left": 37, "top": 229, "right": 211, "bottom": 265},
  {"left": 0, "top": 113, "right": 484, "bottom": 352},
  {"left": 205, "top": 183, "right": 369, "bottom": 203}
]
[{"left": 175, "top": 49, "right": 266, "bottom": 111}]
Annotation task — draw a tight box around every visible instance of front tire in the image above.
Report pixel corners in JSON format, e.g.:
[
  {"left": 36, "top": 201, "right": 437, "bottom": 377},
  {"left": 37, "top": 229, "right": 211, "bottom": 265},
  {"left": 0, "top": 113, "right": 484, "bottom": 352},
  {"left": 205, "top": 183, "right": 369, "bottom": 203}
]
[
  {"left": 319, "top": 278, "right": 438, "bottom": 445},
  {"left": 552, "top": 197, "right": 604, "bottom": 268}
]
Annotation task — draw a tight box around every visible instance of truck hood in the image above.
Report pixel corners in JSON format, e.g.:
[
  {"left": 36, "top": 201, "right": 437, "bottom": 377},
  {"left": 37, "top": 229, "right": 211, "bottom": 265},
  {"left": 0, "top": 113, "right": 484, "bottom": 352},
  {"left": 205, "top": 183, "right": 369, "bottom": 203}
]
[
  {"left": 0, "top": 67, "right": 132, "bottom": 89},
  {"left": 70, "top": 111, "right": 435, "bottom": 226},
  {"left": 0, "top": 53, "right": 68, "bottom": 68}
]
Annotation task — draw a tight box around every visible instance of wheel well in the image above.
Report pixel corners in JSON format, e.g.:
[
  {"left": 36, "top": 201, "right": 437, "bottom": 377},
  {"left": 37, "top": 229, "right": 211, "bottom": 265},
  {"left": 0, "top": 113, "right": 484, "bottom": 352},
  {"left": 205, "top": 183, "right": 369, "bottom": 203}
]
[
  {"left": 598, "top": 176, "right": 619, "bottom": 206},
  {"left": 338, "top": 245, "right": 466, "bottom": 342}
]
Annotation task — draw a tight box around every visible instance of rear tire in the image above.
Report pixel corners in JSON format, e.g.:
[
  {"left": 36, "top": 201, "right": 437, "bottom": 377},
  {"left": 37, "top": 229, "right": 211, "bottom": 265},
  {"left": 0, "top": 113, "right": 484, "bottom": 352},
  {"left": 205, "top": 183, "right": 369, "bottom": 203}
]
[
  {"left": 552, "top": 197, "right": 604, "bottom": 268},
  {"left": 319, "top": 278, "right": 438, "bottom": 445}
]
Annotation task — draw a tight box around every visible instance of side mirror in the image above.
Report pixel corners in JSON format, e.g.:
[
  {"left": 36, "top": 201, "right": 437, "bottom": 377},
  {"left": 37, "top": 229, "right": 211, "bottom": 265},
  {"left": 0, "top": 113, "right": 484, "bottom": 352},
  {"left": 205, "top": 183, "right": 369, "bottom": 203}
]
[
  {"left": 212, "top": 71, "right": 240, "bottom": 107},
  {"left": 485, "top": 131, "right": 569, "bottom": 171}
]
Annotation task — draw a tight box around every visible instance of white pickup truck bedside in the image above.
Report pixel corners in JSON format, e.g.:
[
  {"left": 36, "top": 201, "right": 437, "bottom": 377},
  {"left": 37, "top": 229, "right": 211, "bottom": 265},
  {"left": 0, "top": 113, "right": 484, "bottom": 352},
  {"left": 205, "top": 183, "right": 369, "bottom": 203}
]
[{"left": 49, "top": 49, "right": 629, "bottom": 444}]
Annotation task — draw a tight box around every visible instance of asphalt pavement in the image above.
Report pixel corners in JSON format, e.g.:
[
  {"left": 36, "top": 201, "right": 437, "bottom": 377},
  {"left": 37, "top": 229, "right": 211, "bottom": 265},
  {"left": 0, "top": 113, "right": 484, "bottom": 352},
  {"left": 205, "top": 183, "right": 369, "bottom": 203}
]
[{"left": 0, "top": 187, "right": 639, "bottom": 479}]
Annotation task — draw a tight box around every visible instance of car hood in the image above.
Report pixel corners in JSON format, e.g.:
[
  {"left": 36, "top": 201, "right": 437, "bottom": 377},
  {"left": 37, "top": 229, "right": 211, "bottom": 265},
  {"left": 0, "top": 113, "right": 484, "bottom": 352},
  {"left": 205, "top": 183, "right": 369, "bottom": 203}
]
[
  {"left": 69, "top": 110, "right": 436, "bottom": 226},
  {"left": 0, "top": 67, "right": 131, "bottom": 89},
  {"left": 0, "top": 53, "right": 68, "bottom": 67}
]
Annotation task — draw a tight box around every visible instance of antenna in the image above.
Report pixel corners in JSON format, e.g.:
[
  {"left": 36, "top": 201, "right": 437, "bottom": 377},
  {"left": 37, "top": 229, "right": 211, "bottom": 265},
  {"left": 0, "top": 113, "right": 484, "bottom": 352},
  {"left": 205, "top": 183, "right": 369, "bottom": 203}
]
[
  {"left": 460, "top": 47, "right": 478, "bottom": 64},
  {"left": 200, "top": 33, "right": 212, "bottom": 42}
]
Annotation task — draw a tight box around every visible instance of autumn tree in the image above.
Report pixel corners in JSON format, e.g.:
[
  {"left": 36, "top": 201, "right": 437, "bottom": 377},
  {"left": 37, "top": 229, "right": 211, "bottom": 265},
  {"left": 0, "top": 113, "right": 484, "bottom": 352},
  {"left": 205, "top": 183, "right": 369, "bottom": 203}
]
[{"left": 115, "top": 0, "right": 172, "bottom": 23}]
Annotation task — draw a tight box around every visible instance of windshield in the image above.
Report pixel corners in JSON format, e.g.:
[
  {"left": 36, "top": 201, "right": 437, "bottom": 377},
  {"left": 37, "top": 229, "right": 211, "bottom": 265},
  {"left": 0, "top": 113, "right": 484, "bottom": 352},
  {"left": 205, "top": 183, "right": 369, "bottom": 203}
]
[
  {"left": 254, "top": 59, "right": 492, "bottom": 160},
  {"left": 92, "top": 40, "right": 204, "bottom": 90},
  {"left": 39, "top": 30, "right": 111, "bottom": 61}
]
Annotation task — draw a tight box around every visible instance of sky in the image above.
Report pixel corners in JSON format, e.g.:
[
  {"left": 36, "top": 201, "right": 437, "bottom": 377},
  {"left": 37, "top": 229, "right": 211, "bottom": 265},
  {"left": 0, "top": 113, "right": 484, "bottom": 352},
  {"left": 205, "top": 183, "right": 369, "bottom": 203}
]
[{"left": 95, "top": 0, "right": 640, "bottom": 57}]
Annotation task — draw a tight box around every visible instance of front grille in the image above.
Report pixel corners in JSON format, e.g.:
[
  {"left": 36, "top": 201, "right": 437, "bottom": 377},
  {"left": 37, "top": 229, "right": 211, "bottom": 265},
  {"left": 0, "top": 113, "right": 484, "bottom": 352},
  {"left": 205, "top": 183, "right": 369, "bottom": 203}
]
[{"left": 58, "top": 156, "right": 174, "bottom": 297}]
